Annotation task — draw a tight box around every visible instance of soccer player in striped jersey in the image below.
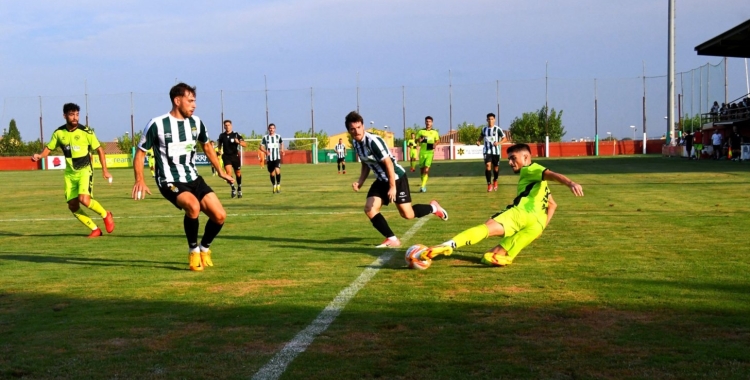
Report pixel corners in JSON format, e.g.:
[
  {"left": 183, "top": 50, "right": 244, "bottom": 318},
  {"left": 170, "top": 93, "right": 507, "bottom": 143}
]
[
  {"left": 260, "top": 123, "right": 285, "bottom": 193},
  {"left": 131, "top": 83, "right": 234, "bottom": 271},
  {"left": 346, "top": 111, "right": 448, "bottom": 248},
  {"left": 477, "top": 113, "right": 506, "bottom": 192},
  {"left": 217, "top": 120, "right": 247, "bottom": 198},
  {"left": 31, "top": 103, "right": 115, "bottom": 238},
  {"left": 420, "top": 143, "right": 584, "bottom": 267},
  {"left": 335, "top": 138, "right": 347, "bottom": 174}
]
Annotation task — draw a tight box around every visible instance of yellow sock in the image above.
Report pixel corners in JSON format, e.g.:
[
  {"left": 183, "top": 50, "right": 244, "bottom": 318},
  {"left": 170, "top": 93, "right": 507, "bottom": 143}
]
[
  {"left": 421, "top": 174, "right": 428, "bottom": 188},
  {"left": 87, "top": 199, "right": 108, "bottom": 218},
  {"left": 452, "top": 224, "right": 489, "bottom": 249},
  {"left": 73, "top": 209, "right": 98, "bottom": 231}
]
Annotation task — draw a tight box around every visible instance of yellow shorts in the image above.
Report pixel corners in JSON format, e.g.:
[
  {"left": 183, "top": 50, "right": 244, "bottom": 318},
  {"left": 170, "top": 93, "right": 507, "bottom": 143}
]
[
  {"left": 491, "top": 207, "right": 545, "bottom": 260},
  {"left": 419, "top": 153, "right": 434, "bottom": 168},
  {"left": 64, "top": 169, "right": 93, "bottom": 202}
]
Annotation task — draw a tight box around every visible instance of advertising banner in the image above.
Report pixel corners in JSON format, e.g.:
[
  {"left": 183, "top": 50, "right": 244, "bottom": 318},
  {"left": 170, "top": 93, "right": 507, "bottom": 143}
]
[
  {"left": 453, "top": 145, "right": 485, "bottom": 160},
  {"left": 93, "top": 154, "right": 133, "bottom": 168},
  {"left": 46, "top": 156, "right": 66, "bottom": 170}
]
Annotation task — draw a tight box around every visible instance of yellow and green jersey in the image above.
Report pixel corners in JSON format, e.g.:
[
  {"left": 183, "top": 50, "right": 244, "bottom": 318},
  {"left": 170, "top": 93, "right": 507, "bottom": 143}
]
[
  {"left": 407, "top": 139, "right": 419, "bottom": 157},
  {"left": 46, "top": 125, "right": 101, "bottom": 174},
  {"left": 506, "top": 162, "right": 551, "bottom": 222},
  {"left": 416, "top": 129, "right": 440, "bottom": 155}
]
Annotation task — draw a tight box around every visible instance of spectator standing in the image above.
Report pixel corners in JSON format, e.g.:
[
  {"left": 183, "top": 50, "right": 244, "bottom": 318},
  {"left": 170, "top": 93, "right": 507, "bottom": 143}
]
[
  {"left": 693, "top": 130, "right": 703, "bottom": 160},
  {"left": 684, "top": 132, "right": 693, "bottom": 159},
  {"left": 711, "top": 129, "right": 723, "bottom": 160}
]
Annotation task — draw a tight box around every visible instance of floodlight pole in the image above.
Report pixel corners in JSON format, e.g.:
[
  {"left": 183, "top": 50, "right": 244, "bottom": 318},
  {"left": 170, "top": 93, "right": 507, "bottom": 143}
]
[
  {"left": 264, "top": 75, "right": 269, "bottom": 127},
  {"left": 545, "top": 61, "right": 549, "bottom": 157},
  {"left": 594, "top": 78, "right": 599, "bottom": 156},
  {"left": 667, "top": 0, "right": 676, "bottom": 146},
  {"left": 643, "top": 61, "right": 648, "bottom": 154}
]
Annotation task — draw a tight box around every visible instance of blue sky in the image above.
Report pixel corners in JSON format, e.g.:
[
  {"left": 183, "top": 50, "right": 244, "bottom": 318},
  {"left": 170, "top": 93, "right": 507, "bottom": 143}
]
[{"left": 1, "top": 0, "right": 748, "bottom": 143}]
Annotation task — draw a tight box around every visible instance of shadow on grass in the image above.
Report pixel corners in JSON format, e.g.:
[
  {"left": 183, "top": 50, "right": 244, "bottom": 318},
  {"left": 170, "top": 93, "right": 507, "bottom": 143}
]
[
  {"left": 0, "top": 286, "right": 748, "bottom": 379},
  {"left": 422, "top": 156, "right": 750, "bottom": 178},
  {"left": 0, "top": 253, "right": 184, "bottom": 270}
]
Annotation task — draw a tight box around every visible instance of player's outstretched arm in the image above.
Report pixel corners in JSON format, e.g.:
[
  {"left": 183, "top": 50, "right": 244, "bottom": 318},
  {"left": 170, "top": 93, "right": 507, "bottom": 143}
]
[
  {"left": 132, "top": 149, "right": 152, "bottom": 200},
  {"left": 31, "top": 147, "right": 51, "bottom": 162},
  {"left": 543, "top": 170, "right": 584, "bottom": 196},
  {"left": 352, "top": 162, "right": 369, "bottom": 192},
  {"left": 202, "top": 141, "right": 234, "bottom": 184},
  {"left": 95, "top": 146, "right": 112, "bottom": 181}
]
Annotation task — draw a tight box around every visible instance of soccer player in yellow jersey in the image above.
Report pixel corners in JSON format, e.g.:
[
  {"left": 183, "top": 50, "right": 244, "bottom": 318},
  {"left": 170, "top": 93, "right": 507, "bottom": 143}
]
[
  {"left": 406, "top": 132, "right": 419, "bottom": 172},
  {"left": 415, "top": 116, "right": 440, "bottom": 192},
  {"left": 31, "top": 103, "right": 115, "bottom": 238},
  {"left": 421, "top": 143, "right": 584, "bottom": 266},
  {"left": 146, "top": 148, "right": 155, "bottom": 177}
]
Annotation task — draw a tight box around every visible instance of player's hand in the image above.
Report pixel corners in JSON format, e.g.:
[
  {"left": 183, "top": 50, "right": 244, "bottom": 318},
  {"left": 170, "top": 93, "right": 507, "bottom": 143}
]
[
  {"left": 219, "top": 172, "right": 235, "bottom": 185},
  {"left": 387, "top": 186, "right": 396, "bottom": 203},
  {"left": 493, "top": 142, "right": 498, "bottom": 147},
  {"left": 568, "top": 182, "right": 584, "bottom": 197},
  {"left": 31, "top": 154, "right": 41, "bottom": 162},
  {"left": 132, "top": 181, "right": 152, "bottom": 201},
  {"left": 352, "top": 182, "right": 360, "bottom": 192},
  {"left": 476, "top": 141, "right": 481, "bottom": 146},
  {"left": 102, "top": 170, "right": 113, "bottom": 185}
]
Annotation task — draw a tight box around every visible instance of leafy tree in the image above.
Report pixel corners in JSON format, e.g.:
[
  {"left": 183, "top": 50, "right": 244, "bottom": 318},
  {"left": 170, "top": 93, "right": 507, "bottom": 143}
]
[
  {"left": 681, "top": 113, "right": 702, "bottom": 133},
  {"left": 508, "top": 106, "right": 566, "bottom": 143},
  {"left": 287, "top": 129, "right": 329, "bottom": 150},
  {"left": 457, "top": 122, "right": 483, "bottom": 144},
  {"left": 240, "top": 130, "right": 265, "bottom": 151},
  {"left": 394, "top": 124, "right": 421, "bottom": 147},
  {"left": 115, "top": 131, "right": 143, "bottom": 153},
  {"left": 0, "top": 119, "right": 23, "bottom": 155}
]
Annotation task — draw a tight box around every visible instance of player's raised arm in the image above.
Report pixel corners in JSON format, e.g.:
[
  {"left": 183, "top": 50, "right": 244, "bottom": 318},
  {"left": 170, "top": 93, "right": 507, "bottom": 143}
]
[{"left": 543, "top": 169, "right": 584, "bottom": 196}]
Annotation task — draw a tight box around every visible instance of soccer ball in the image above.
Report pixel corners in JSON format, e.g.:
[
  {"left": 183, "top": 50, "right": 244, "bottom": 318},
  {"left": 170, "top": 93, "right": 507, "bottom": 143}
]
[{"left": 405, "top": 244, "right": 431, "bottom": 270}]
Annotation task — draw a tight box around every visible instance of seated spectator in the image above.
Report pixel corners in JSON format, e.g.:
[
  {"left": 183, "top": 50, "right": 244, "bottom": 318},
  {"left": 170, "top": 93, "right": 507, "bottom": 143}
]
[{"left": 720, "top": 103, "right": 728, "bottom": 120}]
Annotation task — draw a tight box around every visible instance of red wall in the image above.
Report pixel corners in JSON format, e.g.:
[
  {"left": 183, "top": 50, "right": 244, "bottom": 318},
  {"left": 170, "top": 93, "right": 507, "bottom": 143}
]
[
  {"left": 528, "top": 140, "right": 664, "bottom": 157},
  {"left": 0, "top": 157, "right": 40, "bottom": 171}
]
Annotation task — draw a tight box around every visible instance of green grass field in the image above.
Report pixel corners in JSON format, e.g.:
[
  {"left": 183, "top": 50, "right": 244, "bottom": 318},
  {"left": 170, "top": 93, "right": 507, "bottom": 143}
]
[{"left": 1, "top": 156, "right": 749, "bottom": 379}]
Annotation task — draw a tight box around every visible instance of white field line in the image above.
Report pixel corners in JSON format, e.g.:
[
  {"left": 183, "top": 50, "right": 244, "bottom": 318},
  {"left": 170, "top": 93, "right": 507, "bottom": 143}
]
[
  {"left": 251, "top": 217, "right": 429, "bottom": 380},
  {"left": 0, "top": 210, "right": 394, "bottom": 223}
]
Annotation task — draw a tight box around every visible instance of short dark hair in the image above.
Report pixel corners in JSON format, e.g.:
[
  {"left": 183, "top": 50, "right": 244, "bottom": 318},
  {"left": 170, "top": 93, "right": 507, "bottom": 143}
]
[
  {"left": 506, "top": 143, "right": 531, "bottom": 155},
  {"left": 345, "top": 111, "right": 363, "bottom": 128},
  {"left": 268, "top": 123, "right": 276, "bottom": 129},
  {"left": 425, "top": 116, "right": 433, "bottom": 121},
  {"left": 487, "top": 113, "right": 496, "bottom": 119},
  {"left": 63, "top": 103, "right": 80, "bottom": 114},
  {"left": 170, "top": 83, "right": 197, "bottom": 104},
  {"left": 223, "top": 120, "right": 232, "bottom": 125}
]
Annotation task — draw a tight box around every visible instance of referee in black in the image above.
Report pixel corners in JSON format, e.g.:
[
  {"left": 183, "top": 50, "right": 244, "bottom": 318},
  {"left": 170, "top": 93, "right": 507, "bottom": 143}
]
[{"left": 217, "top": 120, "right": 247, "bottom": 198}]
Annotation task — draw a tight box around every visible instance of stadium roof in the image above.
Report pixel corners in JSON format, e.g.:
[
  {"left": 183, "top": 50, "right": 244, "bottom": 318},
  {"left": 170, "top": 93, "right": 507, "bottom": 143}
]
[{"left": 695, "top": 19, "right": 750, "bottom": 58}]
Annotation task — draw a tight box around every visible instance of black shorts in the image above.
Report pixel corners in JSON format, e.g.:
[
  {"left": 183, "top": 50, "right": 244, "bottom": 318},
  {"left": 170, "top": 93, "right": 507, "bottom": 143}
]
[
  {"left": 337, "top": 157, "right": 346, "bottom": 164},
  {"left": 266, "top": 159, "right": 281, "bottom": 173},
  {"left": 484, "top": 154, "right": 500, "bottom": 166},
  {"left": 223, "top": 155, "right": 241, "bottom": 170},
  {"left": 366, "top": 176, "right": 411, "bottom": 206},
  {"left": 158, "top": 176, "right": 214, "bottom": 210}
]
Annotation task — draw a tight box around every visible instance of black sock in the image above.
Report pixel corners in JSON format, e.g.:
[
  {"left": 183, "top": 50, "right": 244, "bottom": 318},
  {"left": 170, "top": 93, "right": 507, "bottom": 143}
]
[
  {"left": 342, "top": 164, "right": 345, "bottom": 171},
  {"left": 485, "top": 170, "right": 492, "bottom": 184},
  {"left": 270, "top": 175, "right": 276, "bottom": 185},
  {"left": 184, "top": 215, "right": 199, "bottom": 249},
  {"left": 276, "top": 173, "right": 281, "bottom": 184},
  {"left": 493, "top": 168, "right": 499, "bottom": 182},
  {"left": 337, "top": 163, "right": 341, "bottom": 171},
  {"left": 200, "top": 219, "right": 224, "bottom": 248},
  {"left": 369, "top": 213, "right": 395, "bottom": 238},
  {"left": 413, "top": 204, "right": 433, "bottom": 218},
  {"left": 237, "top": 175, "right": 242, "bottom": 190}
]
